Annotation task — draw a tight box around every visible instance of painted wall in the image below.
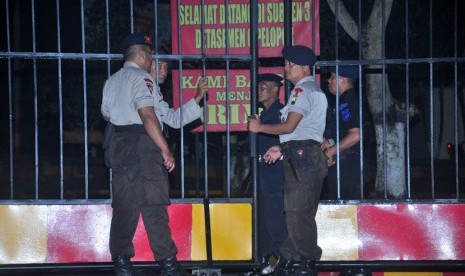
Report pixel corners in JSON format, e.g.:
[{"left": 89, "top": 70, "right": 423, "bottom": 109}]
[{"left": 1, "top": 203, "right": 464, "bottom": 274}]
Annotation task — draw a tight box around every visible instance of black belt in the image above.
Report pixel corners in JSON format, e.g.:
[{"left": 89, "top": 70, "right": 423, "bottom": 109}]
[
  {"left": 280, "top": 139, "right": 320, "bottom": 151},
  {"left": 114, "top": 124, "right": 146, "bottom": 133}
]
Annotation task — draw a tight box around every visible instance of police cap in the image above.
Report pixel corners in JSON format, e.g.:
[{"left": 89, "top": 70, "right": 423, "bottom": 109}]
[
  {"left": 257, "top": 73, "right": 283, "bottom": 87},
  {"left": 154, "top": 47, "right": 170, "bottom": 61},
  {"left": 329, "top": 65, "right": 359, "bottom": 79},
  {"left": 120, "top": 32, "right": 154, "bottom": 53},
  {"left": 282, "top": 45, "right": 316, "bottom": 66}
]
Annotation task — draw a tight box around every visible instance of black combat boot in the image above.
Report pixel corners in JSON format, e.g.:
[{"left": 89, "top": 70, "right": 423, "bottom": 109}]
[
  {"left": 113, "top": 256, "right": 133, "bottom": 276},
  {"left": 295, "top": 259, "right": 317, "bottom": 276},
  {"left": 274, "top": 257, "right": 297, "bottom": 276},
  {"left": 159, "top": 256, "right": 185, "bottom": 276},
  {"left": 259, "top": 254, "right": 274, "bottom": 275},
  {"left": 241, "top": 254, "right": 272, "bottom": 276}
]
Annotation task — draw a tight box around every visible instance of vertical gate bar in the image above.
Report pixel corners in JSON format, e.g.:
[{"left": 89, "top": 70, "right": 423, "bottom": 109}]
[
  {"left": 105, "top": 0, "right": 113, "bottom": 199},
  {"left": 6, "top": 0, "right": 14, "bottom": 199},
  {"left": 31, "top": 0, "right": 39, "bottom": 199},
  {"left": 154, "top": 0, "right": 159, "bottom": 51},
  {"left": 453, "top": 0, "right": 459, "bottom": 199},
  {"left": 284, "top": 0, "right": 291, "bottom": 101},
  {"left": 200, "top": 0, "right": 209, "bottom": 197},
  {"left": 382, "top": 0, "right": 387, "bottom": 199},
  {"left": 192, "top": 1, "right": 201, "bottom": 198},
  {"left": 225, "top": 0, "right": 231, "bottom": 198},
  {"left": 130, "top": 0, "right": 134, "bottom": 33},
  {"left": 80, "top": 0, "right": 89, "bottom": 199},
  {"left": 334, "top": 0, "right": 341, "bottom": 200},
  {"left": 358, "top": 0, "right": 364, "bottom": 199},
  {"left": 195, "top": 133, "right": 200, "bottom": 197},
  {"left": 199, "top": 0, "right": 206, "bottom": 197},
  {"left": 405, "top": 0, "right": 411, "bottom": 199},
  {"left": 105, "top": 0, "right": 111, "bottom": 78},
  {"left": 201, "top": 4, "right": 208, "bottom": 198},
  {"left": 429, "top": 0, "right": 435, "bottom": 199},
  {"left": 250, "top": 0, "right": 259, "bottom": 264},
  {"left": 56, "top": 0, "right": 65, "bottom": 199}
]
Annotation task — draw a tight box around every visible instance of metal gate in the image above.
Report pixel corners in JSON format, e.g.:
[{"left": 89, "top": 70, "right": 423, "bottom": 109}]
[{"left": 1, "top": 0, "right": 465, "bottom": 274}]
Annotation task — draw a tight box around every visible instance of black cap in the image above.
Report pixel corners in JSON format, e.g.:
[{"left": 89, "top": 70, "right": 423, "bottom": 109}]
[
  {"left": 282, "top": 45, "right": 316, "bottom": 66},
  {"left": 154, "top": 47, "right": 170, "bottom": 60},
  {"left": 120, "top": 32, "right": 153, "bottom": 53},
  {"left": 257, "top": 73, "right": 283, "bottom": 87},
  {"left": 329, "top": 65, "right": 359, "bottom": 79}
]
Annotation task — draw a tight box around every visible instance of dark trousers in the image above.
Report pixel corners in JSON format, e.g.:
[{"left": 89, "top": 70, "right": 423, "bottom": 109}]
[
  {"left": 108, "top": 131, "right": 177, "bottom": 260},
  {"left": 258, "top": 166, "right": 288, "bottom": 257},
  {"left": 327, "top": 152, "right": 362, "bottom": 200},
  {"left": 280, "top": 140, "right": 327, "bottom": 261}
]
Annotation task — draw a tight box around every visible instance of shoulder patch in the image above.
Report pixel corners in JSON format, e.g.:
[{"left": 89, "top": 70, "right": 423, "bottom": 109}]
[
  {"left": 338, "top": 102, "right": 349, "bottom": 110},
  {"left": 341, "top": 108, "right": 352, "bottom": 121},
  {"left": 144, "top": 78, "right": 153, "bottom": 94},
  {"left": 290, "top": 87, "right": 303, "bottom": 105}
]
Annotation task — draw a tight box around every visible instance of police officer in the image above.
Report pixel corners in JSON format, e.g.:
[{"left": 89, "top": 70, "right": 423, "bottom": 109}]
[
  {"left": 321, "top": 65, "right": 364, "bottom": 200},
  {"left": 248, "top": 46, "right": 328, "bottom": 276},
  {"left": 247, "top": 73, "right": 288, "bottom": 276},
  {"left": 101, "top": 32, "right": 206, "bottom": 276},
  {"left": 149, "top": 49, "right": 208, "bottom": 132}
]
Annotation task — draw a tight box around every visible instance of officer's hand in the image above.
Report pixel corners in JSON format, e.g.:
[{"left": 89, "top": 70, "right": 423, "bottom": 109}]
[
  {"left": 321, "top": 138, "right": 330, "bottom": 151},
  {"left": 264, "top": 145, "right": 282, "bottom": 164},
  {"left": 324, "top": 149, "right": 336, "bottom": 167},
  {"left": 247, "top": 114, "right": 261, "bottom": 133},
  {"left": 194, "top": 77, "right": 208, "bottom": 104},
  {"left": 162, "top": 150, "right": 175, "bottom": 172}
]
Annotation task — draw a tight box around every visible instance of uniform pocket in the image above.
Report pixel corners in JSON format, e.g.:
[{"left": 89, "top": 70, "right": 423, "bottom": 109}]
[{"left": 289, "top": 146, "right": 312, "bottom": 171}]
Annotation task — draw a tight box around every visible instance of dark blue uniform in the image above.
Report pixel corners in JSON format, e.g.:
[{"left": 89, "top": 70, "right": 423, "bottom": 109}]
[
  {"left": 258, "top": 100, "right": 287, "bottom": 258},
  {"left": 324, "top": 88, "right": 361, "bottom": 199}
]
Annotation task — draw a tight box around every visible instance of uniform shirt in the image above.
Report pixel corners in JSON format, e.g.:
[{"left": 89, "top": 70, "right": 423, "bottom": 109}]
[
  {"left": 279, "top": 76, "right": 327, "bottom": 143},
  {"left": 258, "top": 99, "right": 284, "bottom": 191},
  {"left": 101, "top": 61, "right": 154, "bottom": 125},
  {"left": 324, "top": 88, "right": 360, "bottom": 152},
  {"left": 258, "top": 100, "right": 284, "bottom": 157},
  {"left": 153, "top": 85, "right": 202, "bottom": 130}
]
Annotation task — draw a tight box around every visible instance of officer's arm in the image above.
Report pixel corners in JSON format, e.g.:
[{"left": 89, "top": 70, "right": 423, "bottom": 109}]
[
  {"left": 138, "top": 106, "right": 175, "bottom": 172},
  {"left": 325, "top": 127, "right": 360, "bottom": 159},
  {"left": 250, "top": 112, "right": 302, "bottom": 135}
]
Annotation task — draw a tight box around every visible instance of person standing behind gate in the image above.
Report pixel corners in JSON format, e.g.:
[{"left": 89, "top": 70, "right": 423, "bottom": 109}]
[
  {"left": 248, "top": 46, "right": 328, "bottom": 276},
  {"left": 245, "top": 73, "right": 288, "bottom": 276},
  {"left": 149, "top": 49, "right": 208, "bottom": 135},
  {"left": 321, "top": 65, "right": 369, "bottom": 200},
  {"left": 101, "top": 32, "right": 206, "bottom": 276}
]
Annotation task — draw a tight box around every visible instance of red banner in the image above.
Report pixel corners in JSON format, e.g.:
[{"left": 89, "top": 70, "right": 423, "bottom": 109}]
[
  {"left": 172, "top": 67, "right": 285, "bottom": 132},
  {"left": 171, "top": 0, "right": 319, "bottom": 56}
]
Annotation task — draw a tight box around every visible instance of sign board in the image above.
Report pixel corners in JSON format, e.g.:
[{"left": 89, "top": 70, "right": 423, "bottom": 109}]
[
  {"left": 171, "top": 0, "right": 319, "bottom": 56},
  {"left": 172, "top": 67, "right": 285, "bottom": 132}
]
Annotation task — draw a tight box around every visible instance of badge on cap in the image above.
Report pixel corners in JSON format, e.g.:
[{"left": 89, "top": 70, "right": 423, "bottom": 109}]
[{"left": 144, "top": 34, "right": 153, "bottom": 46}]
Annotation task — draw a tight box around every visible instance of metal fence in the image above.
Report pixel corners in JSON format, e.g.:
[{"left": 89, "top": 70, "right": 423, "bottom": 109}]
[{"left": 0, "top": 0, "right": 464, "bottom": 205}]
